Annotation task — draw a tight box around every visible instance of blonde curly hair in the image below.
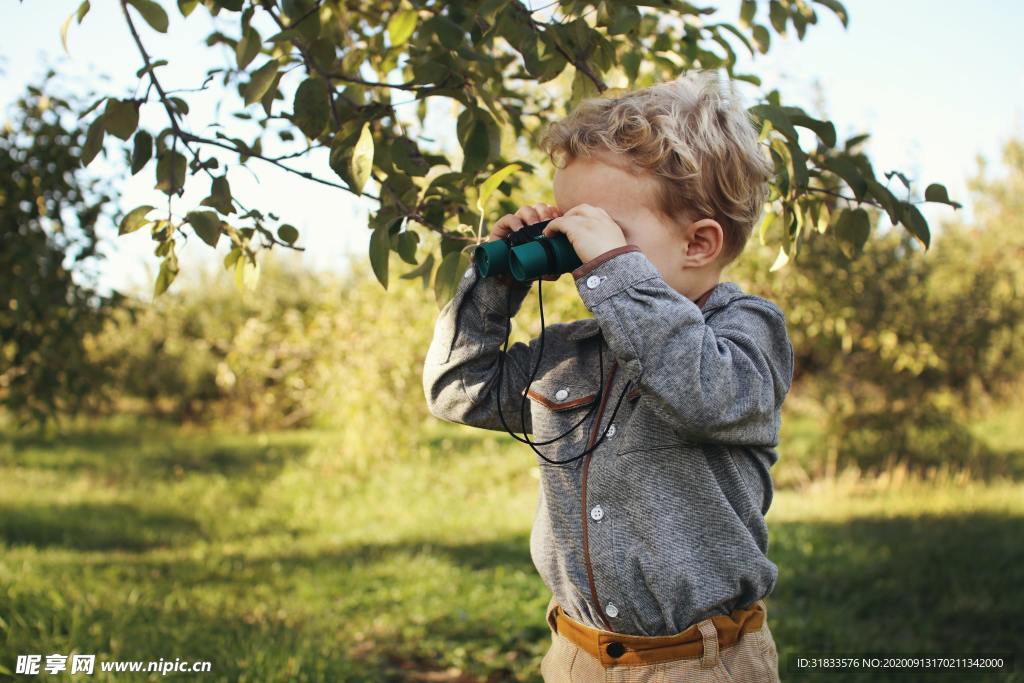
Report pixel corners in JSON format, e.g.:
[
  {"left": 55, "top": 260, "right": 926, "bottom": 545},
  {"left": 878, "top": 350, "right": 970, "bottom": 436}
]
[{"left": 538, "top": 70, "right": 774, "bottom": 268}]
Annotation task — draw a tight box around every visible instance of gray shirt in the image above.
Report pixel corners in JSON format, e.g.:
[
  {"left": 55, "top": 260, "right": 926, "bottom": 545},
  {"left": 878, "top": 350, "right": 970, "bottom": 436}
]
[{"left": 422, "top": 244, "right": 795, "bottom": 636}]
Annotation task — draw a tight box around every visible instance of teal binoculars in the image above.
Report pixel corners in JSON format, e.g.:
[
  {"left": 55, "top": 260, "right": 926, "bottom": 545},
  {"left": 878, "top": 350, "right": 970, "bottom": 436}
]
[{"left": 473, "top": 219, "right": 583, "bottom": 282}]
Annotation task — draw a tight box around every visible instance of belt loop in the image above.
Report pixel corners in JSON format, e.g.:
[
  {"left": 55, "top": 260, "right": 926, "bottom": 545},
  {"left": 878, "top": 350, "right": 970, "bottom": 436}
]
[{"left": 697, "top": 619, "right": 719, "bottom": 669}]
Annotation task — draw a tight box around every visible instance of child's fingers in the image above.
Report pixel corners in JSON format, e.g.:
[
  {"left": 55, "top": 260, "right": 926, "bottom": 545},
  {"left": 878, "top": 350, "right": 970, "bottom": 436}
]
[
  {"left": 515, "top": 204, "right": 549, "bottom": 225},
  {"left": 488, "top": 213, "right": 525, "bottom": 241}
]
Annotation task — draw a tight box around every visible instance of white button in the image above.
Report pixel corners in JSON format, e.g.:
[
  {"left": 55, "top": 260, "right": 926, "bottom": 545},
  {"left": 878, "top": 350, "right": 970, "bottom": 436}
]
[
  {"left": 606, "top": 424, "right": 616, "bottom": 438},
  {"left": 586, "top": 275, "right": 601, "bottom": 289},
  {"left": 590, "top": 504, "right": 604, "bottom": 521},
  {"left": 463, "top": 267, "right": 473, "bottom": 278},
  {"left": 555, "top": 388, "right": 569, "bottom": 401},
  {"left": 606, "top": 602, "right": 619, "bottom": 618}
]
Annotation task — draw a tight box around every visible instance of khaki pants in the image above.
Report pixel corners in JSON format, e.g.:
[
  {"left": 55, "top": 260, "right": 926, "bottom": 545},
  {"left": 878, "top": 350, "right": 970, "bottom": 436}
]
[{"left": 540, "top": 595, "right": 781, "bottom": 682}]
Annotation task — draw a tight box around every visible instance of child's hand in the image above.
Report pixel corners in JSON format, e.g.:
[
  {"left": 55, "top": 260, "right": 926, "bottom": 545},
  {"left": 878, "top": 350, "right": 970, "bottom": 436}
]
[
  {"left": 487, "top": 203, "right": 563, "bottom": 283},
  {"left": 541, "top": 203, "right": 627, "bottom": 265}
]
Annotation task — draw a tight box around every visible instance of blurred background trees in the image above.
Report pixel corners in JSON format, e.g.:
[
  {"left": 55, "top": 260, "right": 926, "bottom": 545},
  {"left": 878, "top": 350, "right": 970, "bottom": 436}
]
[
  {"left": 51, "top": 129, "right": 1022, "bottom": 480},
  {"left": 0, "top": 73, "right": 122, "bottom": 425}
]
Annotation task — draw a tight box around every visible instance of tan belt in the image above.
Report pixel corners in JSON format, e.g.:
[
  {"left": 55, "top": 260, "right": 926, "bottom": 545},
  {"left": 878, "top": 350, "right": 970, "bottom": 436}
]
[{"left": 550, "top": 599, "right": 766, "bottom": 668}]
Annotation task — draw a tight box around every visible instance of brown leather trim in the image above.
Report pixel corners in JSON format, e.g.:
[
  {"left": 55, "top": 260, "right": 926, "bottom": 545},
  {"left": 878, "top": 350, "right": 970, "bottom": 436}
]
[
  {"left": 626, "top": 385, "right": 641, "bottom": 401},
  {"left": 552, "top": 599, "right": 767, "bottom": 667},
  {"left": 522, "top": 388, "right": 597, "bottom": 411},
  {"left": 572, "top": 244, "right": 642, "bottom": 279},
  {"left": 581, "top": 360, "right": 619, "bottom": 632}
]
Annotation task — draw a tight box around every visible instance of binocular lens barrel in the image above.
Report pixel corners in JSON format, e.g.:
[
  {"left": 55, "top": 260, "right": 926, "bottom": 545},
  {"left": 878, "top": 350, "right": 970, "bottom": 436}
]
[{"left": 474, "top": 219, "right": 583, "bottom": 281}]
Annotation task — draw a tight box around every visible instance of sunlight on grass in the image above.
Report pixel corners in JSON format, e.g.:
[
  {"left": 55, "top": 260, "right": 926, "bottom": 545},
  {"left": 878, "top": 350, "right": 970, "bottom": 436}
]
[{"left": 1, "top": 406, "right": 1022, "bottom": 681}]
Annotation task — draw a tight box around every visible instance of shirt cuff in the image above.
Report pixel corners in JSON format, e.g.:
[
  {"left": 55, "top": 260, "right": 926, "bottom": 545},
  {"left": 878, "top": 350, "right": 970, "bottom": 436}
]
[
  {"left": 573, "top": 248, "right": 666, "bottom": 310},
  {"left": 572, "top": 244, "right": 642, "bottom": 279}
]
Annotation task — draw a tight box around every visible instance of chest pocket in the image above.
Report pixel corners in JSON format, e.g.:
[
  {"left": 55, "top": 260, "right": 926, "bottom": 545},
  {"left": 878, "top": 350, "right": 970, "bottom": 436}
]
[
  {"left": 522, "top": 381, "right": 598, "bottom": 459},
  {"left": 614, "top": 389, "right": 689, "bottom": 457}
]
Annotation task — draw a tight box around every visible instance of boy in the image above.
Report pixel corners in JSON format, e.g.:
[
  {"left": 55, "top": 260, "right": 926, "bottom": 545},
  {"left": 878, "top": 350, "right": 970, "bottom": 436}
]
[{"left": 422, "top": 70, "right": 792, "bottom": 682}]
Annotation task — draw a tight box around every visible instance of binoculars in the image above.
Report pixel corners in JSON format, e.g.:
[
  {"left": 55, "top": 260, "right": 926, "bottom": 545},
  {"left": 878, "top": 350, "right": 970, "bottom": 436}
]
[{"left": 473, "top": 219, "right": 583, "bottom": 282}]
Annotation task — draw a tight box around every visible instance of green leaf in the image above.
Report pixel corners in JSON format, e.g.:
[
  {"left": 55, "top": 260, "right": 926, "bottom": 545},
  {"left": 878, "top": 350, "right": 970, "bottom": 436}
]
[
  {"left": 569, "top": 65, "right": 600, "bottom": 111},
  {"left": 350, "top": 121, "right": 374, "bottom": 194},
  {"left": 78, "top": 95, "right": 108, "bottom": 120},
  {"left": 823, "top": 157, "right": 868, "bottom": 201},
  {"left": 621, "top": 51, "right": 641, "bottom": 82},
  {"left": 387, "top": 9, "right": 417, "bottom": 46},
  {"left": 389, "top": 137, "right": 430, "bottom": 177},
  {"left": 434, "top": 250, "right": 470, "bottom": 307},
  {"left": 224, "top": 246, "right": 242, "bottom": 269},
  {"left": 768, "top": 0, "right": 788, "bottom": 33},
  {"left": 135, "top": 59, "right": 167, "bottom": 78},
  {"left": 769, "top": 244, "right": 790, "bottom": 272},
  {"left": 61, "top": 0, "right": 90, "bottom": 55},
  {"left": 369, "top": 224, "right": 390, "bottom": 289},
  {"left": 277, "top": 224, "right": 299, "bottom": 244},
  {"left": 260, "top": 71, "right": 283, "bottom": 117},
  {"left": 234, "top": 254, "right": 260, "bottom": 291},
  {"left": 396, "top": 230, "right": 419, "bottom": 264},
  {"left": 751, "top": 24, "right": 770, "bottom": 53},
  {"left": 844, "top": 133, "right": 870, "bottom": 151},
  {"left": 739, "top": 0, "right": 756, "bottom": 28},
  {"left": 127, "top": 0, "right": 169, "bottom": 33},
  {"left": 81, "top": 117, "right": 105, "bottom": 166},
  {"left": 865, "top": 178, "right": 901, "bottom": 225},
  {"left": 833, "top": 207, "right": 871, "bottom": 256},
  {"left": 102, "top": 99, "right": 139, "bottom": 141},
  {"left": 119, "top": 205, "right": 156, "bottom": 235},
  {"left": 457, "top": 110, "right": 491, "bottom": 175},
  {"left": 242, "top": 59, "right": 279, "bottom": 106},
  {"left": 168, "top": 96, "right": 189, "bottom": 115},
  {"left": 178, "top": 0, "right": 198, "bottom": 16},
  {"left": 199, "top": 175, "right": 234, "bottom": 214},
  {"left": 293, "top": 77, "right": 330, "bottom": 139},
  {"left": 812, "top": 0, "right": 848, "bottom": 27},
  {"left": 399, "top": 251, "right": 435, "bottom": 288},
  {"left": 130, "top": 130, "right": 153, "bottom": 174},
  {"left": 236, "top": 25, "right": 262, "bottom": 69},
  {"left": 422, "top": 15, "right": 463, "bottom": 48},
  {"left": 899, "top": 201, "right": 930, "bottom": 250},
  {"left": 186, "top": 210, "right": 222, "bottom": 247},
  {"left": 750, "top": 104, "right": 800, "bottom": 145},
  {"left": 155, "top": 149, "right": 187, "bottom": 195},
  {"left": 758, "top": 209, "right": 777, "bottom": 246},
  {"left": 924, "top": 183, "right": 962, "bottom": 209},
  {"left": 154, "top": 256, "right": 178, "bottom": 296},
  {"left": 815, "top": 202, "right": 830, "bottom": 234},
  {"left": 785, "top": 110, "right": 837, "bottom": 148},
  {"left": 475, "top": 163, "right": 521, "bottom": 213},
  {"left": 885, "top": 170, "right": 912, "bottom": 191},
  {"left": 608, "top": 4, "right": 641, "bottom": 35},
  {"left": 716, "top": 22, "right": 755, "bottom": 57}
]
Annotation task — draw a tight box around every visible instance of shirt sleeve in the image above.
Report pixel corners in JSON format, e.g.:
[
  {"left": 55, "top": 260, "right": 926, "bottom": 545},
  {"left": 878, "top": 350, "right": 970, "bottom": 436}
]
[
  {"left": 422, "top": 262, "right": 541, "bottom": 434},
  {"left": 573, "top": 248, "right": 795, "bottom": 446}
]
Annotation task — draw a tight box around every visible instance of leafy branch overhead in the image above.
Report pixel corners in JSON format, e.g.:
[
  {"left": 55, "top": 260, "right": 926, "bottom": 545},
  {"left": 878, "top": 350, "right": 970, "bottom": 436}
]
[{"left": 61, "top": 0, "right": 960, "bottom": 298}]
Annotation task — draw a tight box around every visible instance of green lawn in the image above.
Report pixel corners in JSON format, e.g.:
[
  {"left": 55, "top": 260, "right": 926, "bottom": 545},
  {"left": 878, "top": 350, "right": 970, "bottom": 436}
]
[{"left": 1, "top": 411, "right": 1022, "bottom": 682}]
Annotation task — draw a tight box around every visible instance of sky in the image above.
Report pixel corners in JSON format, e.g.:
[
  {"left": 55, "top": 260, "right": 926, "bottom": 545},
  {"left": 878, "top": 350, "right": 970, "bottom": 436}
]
[{"left": 2, "top": 1, "right": 1022, "bottom": 297}]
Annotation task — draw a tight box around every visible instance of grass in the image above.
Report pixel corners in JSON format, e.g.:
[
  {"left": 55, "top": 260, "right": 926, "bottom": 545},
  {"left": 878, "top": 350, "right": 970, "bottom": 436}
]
[{"left": 1, "top": 409, "right": 1022, "bottom": 682}]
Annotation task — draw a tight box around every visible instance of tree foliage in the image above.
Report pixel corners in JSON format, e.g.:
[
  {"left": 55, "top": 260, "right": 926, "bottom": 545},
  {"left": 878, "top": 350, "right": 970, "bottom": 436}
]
[
  {"left": 730, "top": 136, "right": 1024, "bottom": 476},
  {"left": 60, "top": 0, "right": 961, "bottom": 298},
  {"left": 0, "top": 72, "right": 122, "bottom": 425}
]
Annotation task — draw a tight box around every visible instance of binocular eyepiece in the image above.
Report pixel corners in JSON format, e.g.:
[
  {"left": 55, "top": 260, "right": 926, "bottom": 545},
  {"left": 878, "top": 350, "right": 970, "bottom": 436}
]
[{"left": 473, "top": 219, "right": 583, "bottom": 282}]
